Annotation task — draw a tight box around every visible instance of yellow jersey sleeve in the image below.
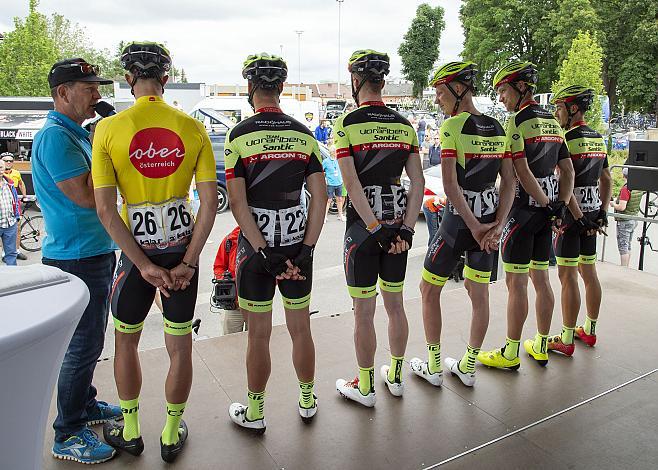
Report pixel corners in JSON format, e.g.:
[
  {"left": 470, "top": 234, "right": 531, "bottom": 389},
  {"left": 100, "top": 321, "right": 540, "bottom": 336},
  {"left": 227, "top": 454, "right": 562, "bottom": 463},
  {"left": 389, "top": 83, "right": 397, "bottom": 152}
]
[
  {"left": 439, "top": 119, "right": 457, "bottom": 159},
  {"left": 333, "top": 114, "right": 351, "bottom": 159},
  {"left": 223, "top": 127, "right": 244, "bottom": 180},
  {"left": 91, "top": 118, "right": 117, "bottom": 189},
  {"left": 506, "top": 116, "right": 525, "bottom": 160},
  {"left": 193, "top": 121, "right": 217, "bottom": 184}
]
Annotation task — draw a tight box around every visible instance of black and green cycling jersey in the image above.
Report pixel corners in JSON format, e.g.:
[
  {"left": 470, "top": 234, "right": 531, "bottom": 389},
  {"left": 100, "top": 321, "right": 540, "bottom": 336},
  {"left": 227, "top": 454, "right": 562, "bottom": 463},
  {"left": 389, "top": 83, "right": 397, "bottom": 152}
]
[
  {"left": 506, "top": 101, "right": 570, "bottom": 208},
  {"left": 565, "top": 121, "right": 608, "bottom": 213},
  {"left": 440, "top": 112, "right": 508, "bottom": 192},
  {"left": 333, "top": 101, "right": 418, "bottom": 223}
]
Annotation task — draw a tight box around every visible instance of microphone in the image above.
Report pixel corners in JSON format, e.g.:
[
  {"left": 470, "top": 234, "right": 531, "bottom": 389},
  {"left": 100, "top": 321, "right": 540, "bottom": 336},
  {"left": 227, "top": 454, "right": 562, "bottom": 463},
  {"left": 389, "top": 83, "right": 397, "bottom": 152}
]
[{"left": 94, "top": 101, "right": 116, "bottom": 117}]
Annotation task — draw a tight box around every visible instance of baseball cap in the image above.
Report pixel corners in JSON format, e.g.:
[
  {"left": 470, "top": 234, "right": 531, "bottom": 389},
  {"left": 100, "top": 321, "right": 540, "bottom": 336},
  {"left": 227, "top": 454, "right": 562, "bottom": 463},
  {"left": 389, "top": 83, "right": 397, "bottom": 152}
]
[{"left": 48, "top": 58, "right": 113, "bottom": 88}]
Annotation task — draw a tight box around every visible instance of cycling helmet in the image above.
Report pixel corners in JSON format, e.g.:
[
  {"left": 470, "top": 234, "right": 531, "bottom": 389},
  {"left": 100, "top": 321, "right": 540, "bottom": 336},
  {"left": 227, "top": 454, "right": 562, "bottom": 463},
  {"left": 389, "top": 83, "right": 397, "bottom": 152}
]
[
  {"left": 551, "top": 85, "right": 595, "bottom": 128},
  {"left": 430, "top": 61, "right": 478, "bottom": 115},
  {"left": 1, "top": 152, "right": 13, "bottom": 159},
  {"left": 242, "top": 53, "right": 287, "bottom": 109},
  {"left": 347, "top": 49, "right": 390, "bottom": 105},
  {"left": 492, "top": 61, "right": 538, "bottom": 111},
  {"left": 121, "top": 41, "right": 171, "bottom": 76}
]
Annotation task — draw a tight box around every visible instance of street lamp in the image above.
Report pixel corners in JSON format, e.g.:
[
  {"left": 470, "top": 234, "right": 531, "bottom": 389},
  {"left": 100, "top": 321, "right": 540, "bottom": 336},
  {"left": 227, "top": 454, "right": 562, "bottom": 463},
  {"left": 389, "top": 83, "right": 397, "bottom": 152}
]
[
  {"left": 295, "top": 30, "right": 304, "bottom": 101},
  {"left": 337, "top": 0, "right": 344, "bottom": 98}
]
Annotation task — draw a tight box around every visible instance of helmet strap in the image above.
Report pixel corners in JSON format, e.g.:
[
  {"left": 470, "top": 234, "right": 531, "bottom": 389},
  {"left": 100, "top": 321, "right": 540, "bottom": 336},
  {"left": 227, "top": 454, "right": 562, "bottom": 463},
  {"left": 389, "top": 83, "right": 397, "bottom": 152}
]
[
  {"left": 446, "top": 82, "right": 471, "bottom": 116},
  {"left": 510, "top": 82, "right": 531, "bottom": 112},
  {"left": 351, "top": 73, "right": 372, "bottom": 106},
  {"left": 247, "top": 83, "right": 259, "bottom": 111}
]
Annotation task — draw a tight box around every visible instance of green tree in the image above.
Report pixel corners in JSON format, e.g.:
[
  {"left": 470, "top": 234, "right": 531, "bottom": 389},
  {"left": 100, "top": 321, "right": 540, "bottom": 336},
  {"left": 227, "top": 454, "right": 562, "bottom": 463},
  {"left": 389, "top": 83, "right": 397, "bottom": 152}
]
[
  {"left": 547, "top": 0, "right": 600, "bottom": 70},
  {"left": 0, "top": 0, "right": 58, "bottom": 96},
  {"left": 180, "top": 68, "right": 188, "bottom": 83},
  {"left": 398, "top": 3, "right": 445, "bottom": 98},
  {"left": 552, "top": 31, "right": 605, "bottom": 131}
]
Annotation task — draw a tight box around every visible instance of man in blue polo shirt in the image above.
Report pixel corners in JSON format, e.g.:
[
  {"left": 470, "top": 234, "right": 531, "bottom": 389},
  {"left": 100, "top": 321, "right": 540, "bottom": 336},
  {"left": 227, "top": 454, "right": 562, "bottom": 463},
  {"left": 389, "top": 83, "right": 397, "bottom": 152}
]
[{"left": 32, "top": 58, "right": 121, "bottom": 465}]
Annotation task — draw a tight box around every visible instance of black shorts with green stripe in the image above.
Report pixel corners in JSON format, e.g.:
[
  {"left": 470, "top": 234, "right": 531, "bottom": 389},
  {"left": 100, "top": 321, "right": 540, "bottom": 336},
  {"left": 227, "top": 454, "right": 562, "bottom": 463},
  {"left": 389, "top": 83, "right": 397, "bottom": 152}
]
[
  {"left": 500, "top": 206, "right": 552, "bottom": 273},
  {"left": 422, "top": 209, "right": 495, "bottom": 286},
  {"left": 554, "top": 211, "right": 598, "bottom": 266},
  {"left": 235, "top": 235, "right": 312, "bottom": 312},
  {"left": 344, "top": 219, "right": 408, "bottom": 298}
]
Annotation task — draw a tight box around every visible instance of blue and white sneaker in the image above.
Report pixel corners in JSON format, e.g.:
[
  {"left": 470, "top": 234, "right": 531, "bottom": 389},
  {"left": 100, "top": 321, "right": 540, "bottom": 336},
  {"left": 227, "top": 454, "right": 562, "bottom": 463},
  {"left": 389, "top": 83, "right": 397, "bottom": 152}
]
[
  {"left": 52, "top": 428, "right": 116, "bottom": 464},
  {"left": 87, "top": 401, "right": 123, "bottom": 426}
]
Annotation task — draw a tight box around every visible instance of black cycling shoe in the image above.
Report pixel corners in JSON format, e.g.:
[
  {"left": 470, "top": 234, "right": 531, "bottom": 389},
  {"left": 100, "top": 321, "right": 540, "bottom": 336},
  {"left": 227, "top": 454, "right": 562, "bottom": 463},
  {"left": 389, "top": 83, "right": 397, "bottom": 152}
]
[
  {"left": 102, "top": 419, "right": 144, "bottom": 456},
  {"left": 160, "top": 419, "right": 188, "bottom": 463}
]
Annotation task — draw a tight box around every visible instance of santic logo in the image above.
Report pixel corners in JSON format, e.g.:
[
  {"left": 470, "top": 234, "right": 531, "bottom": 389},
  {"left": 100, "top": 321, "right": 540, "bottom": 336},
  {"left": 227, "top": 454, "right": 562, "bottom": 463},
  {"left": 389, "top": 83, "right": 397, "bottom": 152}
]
[{"left": 129, "top": 127, "right": 185, "bottom": 178}]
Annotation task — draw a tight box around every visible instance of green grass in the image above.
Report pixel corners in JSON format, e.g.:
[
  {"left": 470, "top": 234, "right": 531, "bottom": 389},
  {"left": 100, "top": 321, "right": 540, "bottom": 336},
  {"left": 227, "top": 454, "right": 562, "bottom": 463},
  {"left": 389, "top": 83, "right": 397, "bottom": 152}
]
[{"left": 607, "top": 150, "right": 629, "bottom": 196}]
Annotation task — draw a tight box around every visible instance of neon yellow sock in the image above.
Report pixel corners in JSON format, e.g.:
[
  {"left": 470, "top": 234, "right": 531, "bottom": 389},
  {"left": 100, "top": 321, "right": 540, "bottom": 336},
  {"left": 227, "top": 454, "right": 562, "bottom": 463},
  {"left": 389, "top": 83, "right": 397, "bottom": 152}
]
[
  {"left": 388, "top": 355, "right": 404, "bottom": 383},
  {"left": 161, "top": 402, "right": 185, "bottom": 445},
  {"left": 358, "top": 367, "right": 374, "bottom": 395},
  {"left": 561, "top": 325, "right": 575, "bottom": 345},
  {"left": 502, "top": 337, "right": 520, "bottom": 360},
  {"left": 427, "top": 343, "right": 442, "bottom": 374},
  {"left": 534, "top": 332, "right": 549, "bottom": 354},
  {"left": 584, "top": 316, "right": 597, "bottom": 335},
  {"left": 299, "top": 380, "right": 315, "bottom": 408},
  {"left": 119, "top": 398, "right": 140, "bottom": 440},
  {"left": 246, "top": 390, "right": 265, "bottom": 421},
  {"left": 458, "top": 345, "right": 479, "bottom": 374}
]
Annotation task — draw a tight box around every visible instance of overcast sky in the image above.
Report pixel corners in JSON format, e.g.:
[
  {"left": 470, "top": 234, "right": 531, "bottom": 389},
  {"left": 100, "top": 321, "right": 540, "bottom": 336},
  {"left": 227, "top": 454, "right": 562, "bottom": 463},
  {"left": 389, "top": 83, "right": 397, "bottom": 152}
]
[{"left": 2, "top": 1, "right": 465, "bottom": 85}]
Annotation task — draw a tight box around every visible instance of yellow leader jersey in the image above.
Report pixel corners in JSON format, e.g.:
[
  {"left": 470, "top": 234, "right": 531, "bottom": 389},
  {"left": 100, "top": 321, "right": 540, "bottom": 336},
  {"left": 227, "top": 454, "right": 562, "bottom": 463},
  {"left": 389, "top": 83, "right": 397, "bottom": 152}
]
[{"left": 92, "top": 95, "right": 216, "bottom": 252}]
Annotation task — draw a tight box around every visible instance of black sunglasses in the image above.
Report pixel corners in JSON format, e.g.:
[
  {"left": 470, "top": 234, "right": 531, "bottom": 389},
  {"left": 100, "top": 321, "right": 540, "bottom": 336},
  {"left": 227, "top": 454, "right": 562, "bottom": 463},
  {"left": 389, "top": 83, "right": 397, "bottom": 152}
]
[{"left": 53, "top": 62, "right": 100, "bottom": 76}]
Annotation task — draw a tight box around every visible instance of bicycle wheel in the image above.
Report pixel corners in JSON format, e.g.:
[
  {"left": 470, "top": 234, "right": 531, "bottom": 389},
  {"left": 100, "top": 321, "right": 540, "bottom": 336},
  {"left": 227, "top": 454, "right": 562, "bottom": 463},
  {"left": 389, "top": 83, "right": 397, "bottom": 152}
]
[
  {"left": 20, "top": 215, "right": 45, "bottom": 252},
  {"left": 640, "top": 192, "right": 658, "bottom": 219}
]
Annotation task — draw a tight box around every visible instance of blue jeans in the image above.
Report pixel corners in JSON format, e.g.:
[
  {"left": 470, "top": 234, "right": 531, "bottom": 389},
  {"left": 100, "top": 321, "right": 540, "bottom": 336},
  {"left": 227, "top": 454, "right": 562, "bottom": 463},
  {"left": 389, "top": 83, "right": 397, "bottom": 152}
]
[
  {"left": 0, "top": 222, "right": 18, "bottom": 265},
  {"left": 422, "top": 205, "right": 440, "bottom": 244},
  {"left": 43, "top": 252, "right": 116, "bottom": 442}
]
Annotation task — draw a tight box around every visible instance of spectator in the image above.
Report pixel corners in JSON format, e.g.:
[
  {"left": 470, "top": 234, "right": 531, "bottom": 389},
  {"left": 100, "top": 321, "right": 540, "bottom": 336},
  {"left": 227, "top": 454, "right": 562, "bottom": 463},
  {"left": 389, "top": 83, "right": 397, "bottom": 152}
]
[
  {"left": 322, "top": 145, "right": 345, "bottom": 221},
  {"left": 422, "top": 196, "right": 445, "bottom": 243},
  {"left": 610, "top": 168, "right": 643, "bottom": 267},
  {"left": 417, "top": 115, "right": 427, "bottom": 145},
  {"left": 0, "top": 159, "right": 20, "bottom": 265},
  {"left": 2, "top": 152, "right": 27, "bottom": 260},
  {"left": 314, "top": 120, "right": 331, "bottom": 144},
  {"left": 31, "top": 58, "right": 121, "bottom": 464},
  {"left": 428, "top": 136, "right": 441, "bottom": 166},
  {"left": 213, "top": 226, "right": 247, "bottom": 334}
]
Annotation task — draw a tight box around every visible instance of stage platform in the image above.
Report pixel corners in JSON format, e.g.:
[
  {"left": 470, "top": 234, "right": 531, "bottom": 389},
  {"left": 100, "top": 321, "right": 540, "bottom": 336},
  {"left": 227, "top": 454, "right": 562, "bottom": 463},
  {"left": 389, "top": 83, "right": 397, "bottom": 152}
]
[{"left": 43, "top": 262, "right": 658, "bottom": 469}]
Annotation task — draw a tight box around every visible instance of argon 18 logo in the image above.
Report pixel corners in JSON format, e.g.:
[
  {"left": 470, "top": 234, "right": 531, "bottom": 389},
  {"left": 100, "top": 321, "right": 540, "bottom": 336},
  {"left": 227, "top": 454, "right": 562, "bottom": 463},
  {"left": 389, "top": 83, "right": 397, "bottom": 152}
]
[{"left": 129, "top": 128, "right": 185, "bottom": 178}]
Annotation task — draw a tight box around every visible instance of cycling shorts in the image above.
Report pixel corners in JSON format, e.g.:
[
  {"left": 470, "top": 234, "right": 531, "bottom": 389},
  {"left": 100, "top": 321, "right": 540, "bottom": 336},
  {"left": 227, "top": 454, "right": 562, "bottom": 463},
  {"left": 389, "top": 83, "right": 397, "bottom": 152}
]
[
  {"left": 235, "top": 235, "right": 312, "bottom": 313},
  {"left": 111, "top": 248, "right": 199, "bottom": 335},
  {"left": 344, "top": 220, "right": 408, "bottom": 298},
  {"left": 422, "top": 210, "right": 496, "bottom": 286},
  {"left": 500, "top": 206, "right": 552, "bottom": 274},
  {"left": 554, "top": 211, "right": 598, "bottom": 266}
]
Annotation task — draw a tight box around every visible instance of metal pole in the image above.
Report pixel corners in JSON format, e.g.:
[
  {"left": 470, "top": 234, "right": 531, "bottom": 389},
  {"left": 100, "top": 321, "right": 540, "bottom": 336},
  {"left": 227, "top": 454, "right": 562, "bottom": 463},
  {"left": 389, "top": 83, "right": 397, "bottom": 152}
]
[
  {"left": 638, "top": 192, "right": 650, "bottom": 271},
  {"left": 337, "top": 1, "right": 341, "bottom": 97},
  {"left": 295, "top": 30, "right": 304, "bottom": 101}
]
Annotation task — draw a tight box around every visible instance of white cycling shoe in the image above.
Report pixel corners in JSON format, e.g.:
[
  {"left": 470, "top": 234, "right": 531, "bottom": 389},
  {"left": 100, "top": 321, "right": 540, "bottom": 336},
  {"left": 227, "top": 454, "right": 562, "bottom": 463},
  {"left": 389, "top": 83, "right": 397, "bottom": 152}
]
[
  {"left": 380, "top": 365, "right": 404, "bottom": 397},
  {"left": 409, "top": 357, "right": 443, "bottom": 387},
  {"left": 336, "top": 378, "right": 376, "bottom": 407},
  {"left": 228, "top": 403, "right": 266, "bottom": 432},
  {"left": 299, "top": 395, "right": 318, "bottom": 420},
  {"left": 445, "top": 357, "right": 476, "bottom": 387}
]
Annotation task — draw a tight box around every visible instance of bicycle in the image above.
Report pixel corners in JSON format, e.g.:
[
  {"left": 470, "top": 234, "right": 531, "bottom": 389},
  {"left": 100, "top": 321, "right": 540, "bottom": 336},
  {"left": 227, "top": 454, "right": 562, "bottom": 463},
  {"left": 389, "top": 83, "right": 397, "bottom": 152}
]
[
  {"left": 640, "top": 191, "right": 658, "bottom": 219},
  {"left": 19, "top": 196, "right": 45, "bottom": 252}
]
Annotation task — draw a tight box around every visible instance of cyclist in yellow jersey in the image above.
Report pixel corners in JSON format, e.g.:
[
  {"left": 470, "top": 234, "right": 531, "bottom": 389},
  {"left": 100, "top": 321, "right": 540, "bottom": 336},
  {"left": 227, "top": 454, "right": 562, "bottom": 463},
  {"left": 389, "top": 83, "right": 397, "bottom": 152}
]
[{"left": 92, "top": 42, "right": 218, "bottom": 462}]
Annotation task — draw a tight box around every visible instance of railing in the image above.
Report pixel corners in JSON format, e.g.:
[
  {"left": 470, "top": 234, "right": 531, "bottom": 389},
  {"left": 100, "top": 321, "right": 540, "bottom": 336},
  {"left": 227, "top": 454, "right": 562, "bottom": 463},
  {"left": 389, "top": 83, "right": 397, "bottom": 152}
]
[{"left": 600, "top": 164, "right": 658, "bottom": 270}]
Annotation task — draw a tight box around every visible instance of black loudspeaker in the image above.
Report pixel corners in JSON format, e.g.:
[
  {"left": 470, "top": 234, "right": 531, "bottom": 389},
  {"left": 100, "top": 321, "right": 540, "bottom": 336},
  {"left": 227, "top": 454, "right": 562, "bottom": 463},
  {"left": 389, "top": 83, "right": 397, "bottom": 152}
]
[{"left": 627, "top": 140, "right": 658, "bottom": 192}]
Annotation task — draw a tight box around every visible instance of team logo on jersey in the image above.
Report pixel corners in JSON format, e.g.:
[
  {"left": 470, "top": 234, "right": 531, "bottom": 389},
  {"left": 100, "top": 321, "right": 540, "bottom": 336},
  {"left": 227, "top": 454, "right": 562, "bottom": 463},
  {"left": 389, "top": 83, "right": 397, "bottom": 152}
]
[
  {"left": 225, "top": 148, "right": 232, "bottom": 156},
  {"left": 129, "top": 127, "right": 185, "bottom": 178},
  {"left": 444, "top": 131, "right": 450, "bottom": 137},
  {"left": 337, "top": 130, "right": 345, "bottom": 137},
  {"left": 512, "top": 133, "right": 520, "bottom": 140}
]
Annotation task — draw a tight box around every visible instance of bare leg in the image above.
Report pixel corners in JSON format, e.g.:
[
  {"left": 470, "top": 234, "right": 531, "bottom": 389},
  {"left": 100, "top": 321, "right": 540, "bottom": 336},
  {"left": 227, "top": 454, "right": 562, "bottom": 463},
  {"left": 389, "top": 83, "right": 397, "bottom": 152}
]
[
  {"left": 380, "top": 290, "right": 408, "bottom": 357},
  {"left": 578, "top": 263, "right": 602, "bottom": 321},
  {"left": 558, "top": 265, "right": 579, "bottom": 328},
  {"left": 506, "top": 272, "right": 529, "bottom": 340},
  {"left": 163, "top": 333, "right": 193, "bottom": 403},
  {"left": 114, "top": 330, "right": 143, "bottom": 400},
  {"left": 419, "top": 279, "right": 443, "bottom": 344},
  {"left": 285, "top": 307, "right": 315, "bottom": 383},
  {"left": 353, "top": 296, "right": 377, "bottom": 367},
  {"left": 245, "top": 309, "right": 272, "bottom": 392},
  {"left": 464, "top": 279, "right": 489, "bottom": 348},
  {"left": 529, "top": 269, "right": 554, "bottom": 335},
  {"left": 336, "top": 196, "right": 345, "bottom": 217},
  {"left": 620, "top": 253, "right": 631, "bottom": 267}
]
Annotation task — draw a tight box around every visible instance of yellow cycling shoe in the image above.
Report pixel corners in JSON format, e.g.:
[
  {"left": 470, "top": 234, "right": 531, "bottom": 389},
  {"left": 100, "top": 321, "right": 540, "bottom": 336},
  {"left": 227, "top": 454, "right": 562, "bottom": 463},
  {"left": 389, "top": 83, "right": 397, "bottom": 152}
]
[
  {"left": 477, "top": 348, "right": 520, "bottom": 370},
  {"left": 523, "top": 339, "right": 548, "bottom": 366}
]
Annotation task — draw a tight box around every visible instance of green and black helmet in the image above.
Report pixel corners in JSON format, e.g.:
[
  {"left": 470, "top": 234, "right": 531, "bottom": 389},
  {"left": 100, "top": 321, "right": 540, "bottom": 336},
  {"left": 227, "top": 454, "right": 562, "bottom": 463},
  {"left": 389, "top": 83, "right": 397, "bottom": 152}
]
[
  {"left": 121, "top": 41, "right": 171, "bottom": 77},
  {"left": 550, "top": 85, "right": 595, "bottom": 110},
  {"left": 242, "top": 53, "right": 288, "bottom": 87},
  {"left": 348, "top": 49, "right": 390, "bottom": 81},
  {"left": 429, "top": 61, "right": 477, "bottom": 87},
  {"left": 492, "top": 61, "right": 537, "bottom": 89},
  {"left": 430, "top": 61, "right": 478, "bottom": 116}
]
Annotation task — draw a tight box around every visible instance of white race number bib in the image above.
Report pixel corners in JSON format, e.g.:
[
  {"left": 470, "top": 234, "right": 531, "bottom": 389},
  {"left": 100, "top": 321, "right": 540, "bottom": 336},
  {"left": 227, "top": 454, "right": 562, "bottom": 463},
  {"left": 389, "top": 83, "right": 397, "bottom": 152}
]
[
  {"left": 450, "top": 186, "right": 499, "bottom": 218},
  {"left": 363, "top": 184, "right": 407, "bottom": 220},
  {"left": 128, "top": 198, "right": 194, "bottom": 250},
  {"left": 574, "top": 185, "right": 601, "bottom": 212},
  {"left": 250, "top": 204, "right": 306, "bottom": 247},
  {"left": 529, "top": 174, "right": 558, "bottom": 207}
]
